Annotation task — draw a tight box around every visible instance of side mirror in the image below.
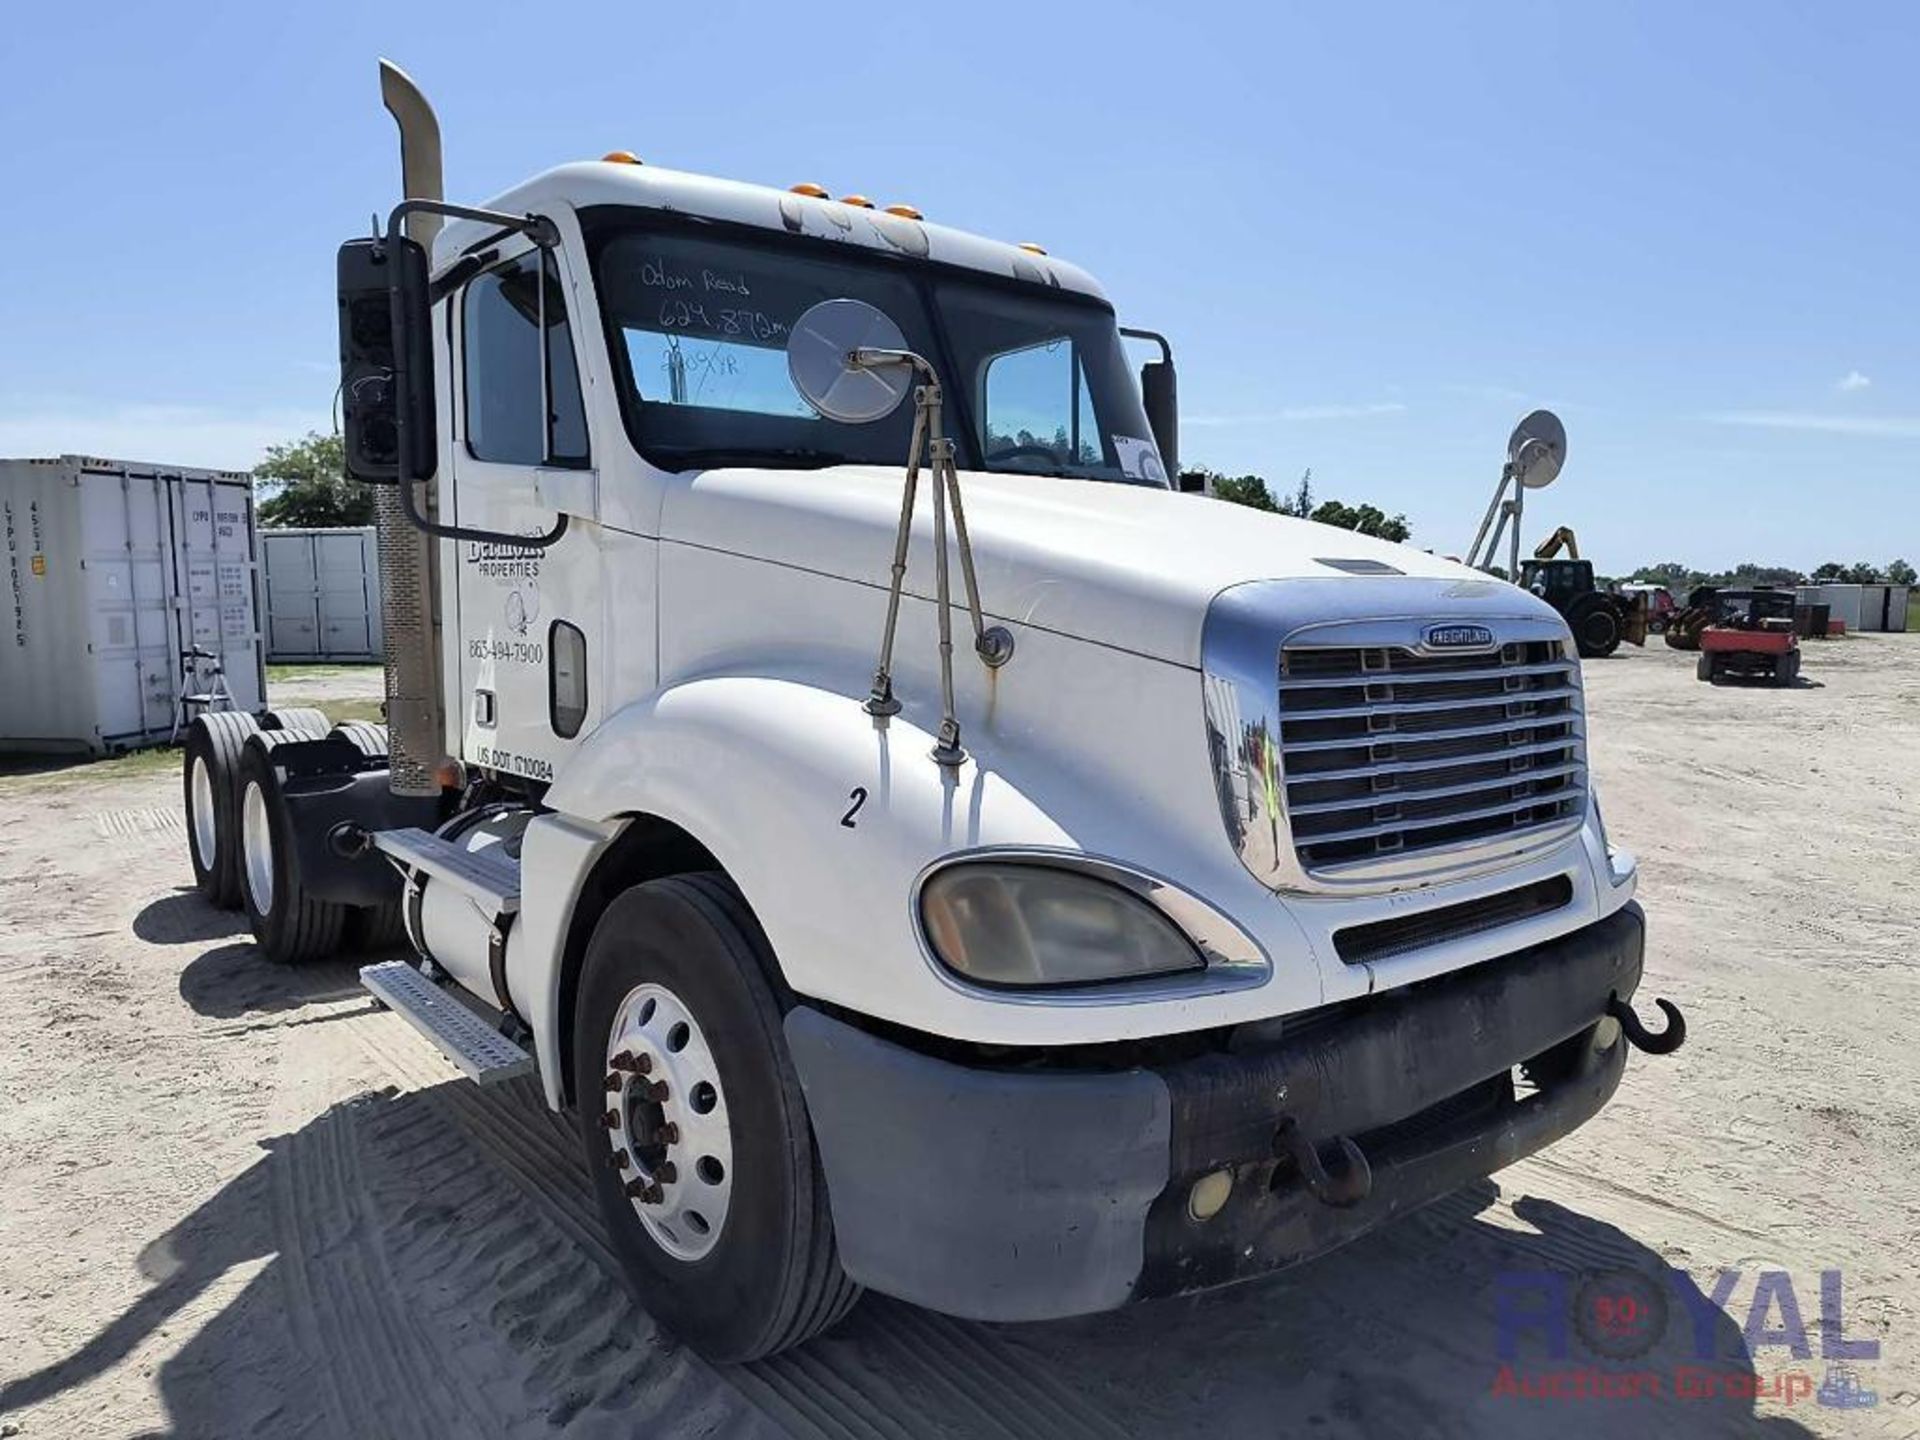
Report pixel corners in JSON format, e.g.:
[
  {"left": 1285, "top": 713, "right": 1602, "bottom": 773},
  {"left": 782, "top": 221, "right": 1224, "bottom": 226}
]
[
  {"left": 787, "top": 298, "right": 914, "bottom": 423},
  {"left": 337, "top": 236, "right": 437, "bottom": 483},
  {"left": 1121, "top": 327, "right": 1178, "bottom": 482}
]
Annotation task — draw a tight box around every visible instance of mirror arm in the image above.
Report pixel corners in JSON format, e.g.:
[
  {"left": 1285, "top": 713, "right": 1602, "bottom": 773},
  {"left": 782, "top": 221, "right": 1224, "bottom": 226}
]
[
  {"left": 1120, "top": 327, "right": 1178, "bottom": 481},
  {"left": 1119, "top": 326, "right": 1172, "bottom": 364},
  {"left": 382, "top": 198, "right": 569, "bottom": 551}
]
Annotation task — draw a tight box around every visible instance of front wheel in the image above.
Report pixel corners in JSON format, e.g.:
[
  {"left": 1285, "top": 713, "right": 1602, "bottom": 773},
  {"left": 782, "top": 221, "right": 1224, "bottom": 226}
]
[{"left": 573, "top": 874, "right": 860, "bottom": 1361}]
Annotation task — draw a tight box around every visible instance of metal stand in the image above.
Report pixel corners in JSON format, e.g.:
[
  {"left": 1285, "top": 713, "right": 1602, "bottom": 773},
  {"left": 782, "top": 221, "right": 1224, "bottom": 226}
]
[
  {"left": 170, "top": 645, "right": 235, "bottom": 743},
  {"left": 860, "top": 359, "right": 1011, "bottom": 768}
]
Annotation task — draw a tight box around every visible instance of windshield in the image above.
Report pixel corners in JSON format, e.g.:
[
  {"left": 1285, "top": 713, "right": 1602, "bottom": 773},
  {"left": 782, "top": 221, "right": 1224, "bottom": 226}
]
[{"left": 583, "top": 210, "right": 1164, "bottom": 485}]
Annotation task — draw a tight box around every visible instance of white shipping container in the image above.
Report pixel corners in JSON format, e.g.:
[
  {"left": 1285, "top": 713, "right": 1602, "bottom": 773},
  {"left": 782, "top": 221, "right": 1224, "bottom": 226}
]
[
  {"left": 1794, "top": 582, "right": 1911, "bottom": 632},
  {"left": 263, "top": 526, "right": 383, "bottom": 662},
  {"left": 1, "top": 455, "right": 265, "bottom": 754}
]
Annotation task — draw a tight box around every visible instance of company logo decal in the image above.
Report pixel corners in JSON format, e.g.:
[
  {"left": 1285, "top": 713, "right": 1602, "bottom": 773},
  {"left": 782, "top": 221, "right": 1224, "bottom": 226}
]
[{"left": 1426, "top": 624, "right": 1496, "bottom": 649}]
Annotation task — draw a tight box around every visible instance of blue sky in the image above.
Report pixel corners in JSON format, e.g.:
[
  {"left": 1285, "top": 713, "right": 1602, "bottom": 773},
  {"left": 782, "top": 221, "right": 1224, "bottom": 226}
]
[{"left": 3, "top": 0, "right": 1914, "bottom": 571}]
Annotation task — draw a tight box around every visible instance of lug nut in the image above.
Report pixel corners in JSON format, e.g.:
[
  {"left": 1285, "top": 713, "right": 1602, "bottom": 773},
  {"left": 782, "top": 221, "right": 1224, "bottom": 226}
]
[
  {"left": 655, "top": 1161, "right": 678, "bottom": 1184},
  {"left": 612, "top": 1148, "right": 631, "bottom": 1171},
  {"left": 609, "top": 1051, "right": 653, "bottom": 1074},
  {"left": 603, "top": 1071, "right": 624, "bottom": 1092},
  {"left": 625, "top": 1179, "right": 664, "bottom": 1205},
  {"left": 657, "top": 1122, "right": 679, "bottom": 1145},
  {"left": 601, "top": 1109, "right": 621, "bottom": 1129},
  {"left": 650, "top": 1080, "right": 670, "bottom": 1103}
]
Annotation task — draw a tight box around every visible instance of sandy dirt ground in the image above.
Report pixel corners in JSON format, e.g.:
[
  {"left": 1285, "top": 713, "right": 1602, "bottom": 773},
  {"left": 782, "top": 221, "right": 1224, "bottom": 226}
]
[{"left": 1, "top": 638, "right": 1915, "bottom": 1439}]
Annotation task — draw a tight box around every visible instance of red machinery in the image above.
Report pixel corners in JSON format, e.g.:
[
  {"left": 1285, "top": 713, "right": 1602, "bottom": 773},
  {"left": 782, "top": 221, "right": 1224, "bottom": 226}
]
[{"left": 1696, "top": 589, "right": 1801, "bottom": 685}]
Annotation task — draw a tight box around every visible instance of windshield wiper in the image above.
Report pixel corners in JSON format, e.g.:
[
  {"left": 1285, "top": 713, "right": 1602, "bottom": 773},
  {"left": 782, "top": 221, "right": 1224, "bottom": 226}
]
[{"left": 665, "top": 446, "right": 850, "bottom": 471}]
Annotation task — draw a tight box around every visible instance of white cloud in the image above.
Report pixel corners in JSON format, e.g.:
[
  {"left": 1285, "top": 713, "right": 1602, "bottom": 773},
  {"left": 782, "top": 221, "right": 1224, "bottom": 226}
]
[
  {"left": 1835, "top": 370, "right": 1872, "bottom": 392},
  {"left": 1186, "top": 402, "right": 1407, "bottom": 428},
  {"left": 0, "top": 399, "right": 330, "bottom": 472},
  {"left": 1706, "top": 409, "right": 1920, "bottom": 438}
]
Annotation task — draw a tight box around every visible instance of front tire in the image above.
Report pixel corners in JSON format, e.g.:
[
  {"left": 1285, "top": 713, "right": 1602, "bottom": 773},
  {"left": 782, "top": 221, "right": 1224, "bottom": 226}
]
[
  {"left": 236, "top": 734, "right": 347, "bottom": 964},
  {"left": 573, "top": 874, "right": 860, "bottom": 1361}
]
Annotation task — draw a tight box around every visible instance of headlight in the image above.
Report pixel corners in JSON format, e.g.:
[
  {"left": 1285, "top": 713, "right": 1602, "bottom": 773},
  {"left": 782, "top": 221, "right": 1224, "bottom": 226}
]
[{"left": 919, "top": 863, "right": 1206, "bottom": 988}]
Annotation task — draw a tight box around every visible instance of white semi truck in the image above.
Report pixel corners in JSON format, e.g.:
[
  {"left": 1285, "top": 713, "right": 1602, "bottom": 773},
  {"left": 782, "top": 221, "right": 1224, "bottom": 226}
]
[{"left": 178, "top": 61, "right": 1685, "bottom": 1361}]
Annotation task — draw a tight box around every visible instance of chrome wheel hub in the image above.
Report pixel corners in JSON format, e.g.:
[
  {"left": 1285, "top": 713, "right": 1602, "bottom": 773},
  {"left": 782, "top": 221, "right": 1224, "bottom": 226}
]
[
  {"left": 602, "top": 982, "right": 733, "bottom": 1262},
  {"left": 241, "top": 779, "right": 274, "bottom": 915},
  {"left": 189, "top": 756, "right": 217, "bottom": 866}
]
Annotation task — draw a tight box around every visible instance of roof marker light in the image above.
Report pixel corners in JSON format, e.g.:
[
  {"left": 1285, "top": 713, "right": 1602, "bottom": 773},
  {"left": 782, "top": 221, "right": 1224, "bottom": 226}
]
[
  {"left": 840, "top": 194, "right": 876, "bottom": 209},
  {"left": 883, "top": 204, "right": 923, "bottom": 220},
  {"left": 602, "top": 151, "right": 643, "bottom": 165},
  {"left": 789, "top": 182, "right": 830, "bottom": 197},
  {"left": 1017, "top": 242, "right": 1048, "bottom": 255}
]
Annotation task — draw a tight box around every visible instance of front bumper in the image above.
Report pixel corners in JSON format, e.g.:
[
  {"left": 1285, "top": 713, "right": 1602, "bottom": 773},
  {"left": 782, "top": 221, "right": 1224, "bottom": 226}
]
[{"left": 785, "top": 903, "right": 1650, "bottom": 1323}]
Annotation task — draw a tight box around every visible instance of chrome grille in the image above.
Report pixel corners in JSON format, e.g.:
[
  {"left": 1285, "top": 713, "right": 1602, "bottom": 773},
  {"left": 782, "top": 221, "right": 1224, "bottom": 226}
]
[{"left": 1277, "top": 640, "right": 1585, "bottom": 874}]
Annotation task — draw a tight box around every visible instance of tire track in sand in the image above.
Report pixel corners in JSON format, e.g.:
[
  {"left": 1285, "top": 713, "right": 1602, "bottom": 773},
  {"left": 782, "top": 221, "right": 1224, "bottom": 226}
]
[{"left": 350, "top": 1012, "right": 1128, "bottom": 1440}]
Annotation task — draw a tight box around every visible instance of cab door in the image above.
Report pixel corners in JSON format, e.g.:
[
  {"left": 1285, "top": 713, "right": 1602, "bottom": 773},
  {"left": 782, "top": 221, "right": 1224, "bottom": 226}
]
[{"left": 448, "top": 241, "right": 600, "bottom": 783}]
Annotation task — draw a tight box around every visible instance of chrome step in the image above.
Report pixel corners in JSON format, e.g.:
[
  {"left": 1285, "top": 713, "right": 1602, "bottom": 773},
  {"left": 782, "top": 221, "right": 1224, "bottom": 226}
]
[
  {"left": 361, "top": 959, "right": 533, "bottom": 1085},
  {"left": 371, "top": 827, "right": 520, "bottom": 914}
]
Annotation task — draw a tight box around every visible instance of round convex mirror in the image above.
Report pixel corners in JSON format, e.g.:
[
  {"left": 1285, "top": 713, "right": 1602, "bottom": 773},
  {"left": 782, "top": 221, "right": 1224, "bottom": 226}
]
[
  {"left": 1508, "top": 409, "right": 1567, "bottom": 489},
  {"left": 787, "top": 299, "right": 913, "bottom": 424}
]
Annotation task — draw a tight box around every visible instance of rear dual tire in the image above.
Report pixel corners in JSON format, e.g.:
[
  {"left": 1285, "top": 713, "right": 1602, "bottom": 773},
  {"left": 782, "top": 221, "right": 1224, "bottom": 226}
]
[
  {"left": 574, "top": 874, "right": 860, "bottom": 1361},
  {"left": 183, "top": 712, "right": 262, "bottom": 908}
]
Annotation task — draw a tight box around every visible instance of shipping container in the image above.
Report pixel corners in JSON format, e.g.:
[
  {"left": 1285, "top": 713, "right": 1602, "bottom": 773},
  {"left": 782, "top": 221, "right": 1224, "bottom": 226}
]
[
  {"left": 262, "top": 525, "right": 383, "bottom": 662},
  {"left": 1, "top": 455, "right": 265, "bottom": 754},
  {"left": 1795, "top": 583, "right": 1913, "bottom": 632}
]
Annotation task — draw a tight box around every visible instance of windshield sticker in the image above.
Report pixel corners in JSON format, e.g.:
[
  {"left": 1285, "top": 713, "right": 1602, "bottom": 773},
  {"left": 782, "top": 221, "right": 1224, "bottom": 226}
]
[{"left": 1113, "top": 436, "right": 1167, "bottom": 484}]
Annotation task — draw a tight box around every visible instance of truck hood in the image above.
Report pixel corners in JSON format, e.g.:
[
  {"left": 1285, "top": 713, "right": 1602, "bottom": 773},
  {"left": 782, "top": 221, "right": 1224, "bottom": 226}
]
[{"left": 666, "top": 465, "right": 1524, "bottom": 668}]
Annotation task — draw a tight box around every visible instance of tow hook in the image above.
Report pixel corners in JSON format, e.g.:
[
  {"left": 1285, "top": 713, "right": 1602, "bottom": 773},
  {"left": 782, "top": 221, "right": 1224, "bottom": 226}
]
[
  {"left": 1607, "top": 994, "right": 1687, "bottom": 1055},
  {"left": 1273, "top": 1119, "right": 1373, "bottom": 1208}
]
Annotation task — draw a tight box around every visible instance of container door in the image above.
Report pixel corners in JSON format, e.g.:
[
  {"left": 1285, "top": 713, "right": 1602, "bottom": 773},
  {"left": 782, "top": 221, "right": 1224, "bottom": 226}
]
[
  {"left": 171, "top": 477, "right": 265, "bottom": 715},
  {"left": 315, "top": 530, "right": 375, "bottom": 659},
  {"left": 80, "top": 468, "right": 179, "bottom": 746},
  {"left": 362, "top": 528, "right": 385, "bottom": 659},
  {"left": 265, "top": 533, "right": 321, "bottom": 660}
]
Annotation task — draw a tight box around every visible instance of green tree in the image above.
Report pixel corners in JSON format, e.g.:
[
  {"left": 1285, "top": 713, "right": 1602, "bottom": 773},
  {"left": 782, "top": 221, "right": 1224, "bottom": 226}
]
[
  {"left": 254, "top": 432, "right": 370, "bottom": 527},
  {"left": 1812, "top": 561, "right": 1847, "bottom": 581},
  {"left": 1888, "top": 558, "right": 1917, "bottom": 585},
  {"left": 1842, "top": 561, "right": 1884, "bottom": 584},
  {"left": 1276, "top": 469, "right": 1315, "bottom": 518},
  {"left": 1632, "top": 562, "right": 1701, "bottom": 592},
  {"left": 1203, "top": 472, "right": 1280, "bottom": 511},
  {"left": 1200, "top": 464, "right": 1411, "bottom": 541},
  {"left": 1309, "top": 499, "right": 1412, "bottom": 543}
]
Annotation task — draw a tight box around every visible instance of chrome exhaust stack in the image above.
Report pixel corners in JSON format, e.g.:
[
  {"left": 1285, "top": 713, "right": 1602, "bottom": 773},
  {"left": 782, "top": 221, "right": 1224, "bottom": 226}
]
[{"left": 375, "top": 59, "right": 447, "bottom": 798}]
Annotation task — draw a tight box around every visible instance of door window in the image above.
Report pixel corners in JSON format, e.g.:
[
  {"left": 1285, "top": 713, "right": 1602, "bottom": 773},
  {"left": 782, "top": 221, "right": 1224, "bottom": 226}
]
[
  {"left": 981, "top": 338, "right": 1103, "bottom": 471},
  {"left": 463, "top": 251, "right": 589, "bottom": 466}
]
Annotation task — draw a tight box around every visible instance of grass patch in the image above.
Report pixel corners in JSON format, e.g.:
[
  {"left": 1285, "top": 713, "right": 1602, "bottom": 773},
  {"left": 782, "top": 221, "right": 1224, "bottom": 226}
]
[
  {"left": 278, "top": 696, "right": 385, "bottom": 726},
  {"left": 267, "top": 663, "right": 380, "bottom": 685},
  {"left": 0, "top": 743, "right": 183, "bottom": 789}
]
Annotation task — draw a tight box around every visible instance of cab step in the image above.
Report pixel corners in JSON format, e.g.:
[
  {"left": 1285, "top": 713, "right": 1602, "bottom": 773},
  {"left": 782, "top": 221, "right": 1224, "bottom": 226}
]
[
  {"left": 361, "top": 959, "right": 534, "bottom": 1085},
  {"left": 371, "top": 826, "right": 520, "bottom": 914}
]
